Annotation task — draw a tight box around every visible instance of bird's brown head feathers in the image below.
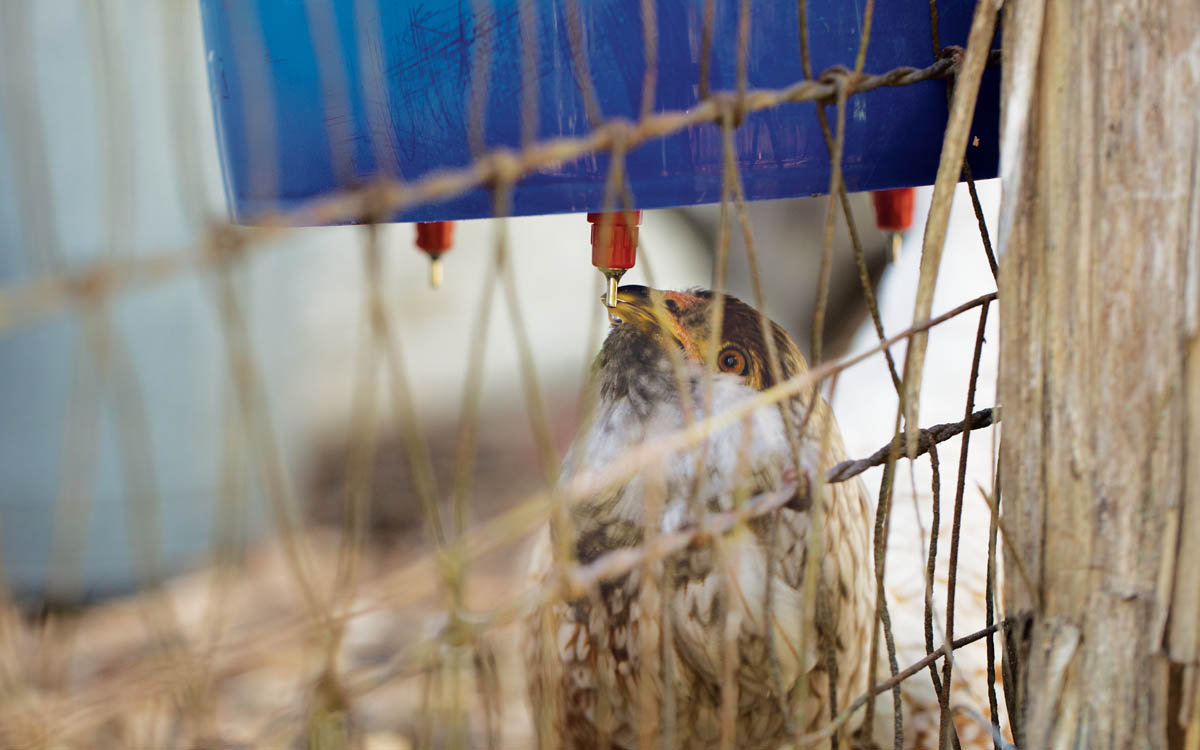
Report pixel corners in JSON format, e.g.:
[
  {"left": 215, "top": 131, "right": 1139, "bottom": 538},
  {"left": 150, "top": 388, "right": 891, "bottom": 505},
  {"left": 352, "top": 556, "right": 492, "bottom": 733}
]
[{"left": 599, "top": 285, "right": 808, "bottom": 393}]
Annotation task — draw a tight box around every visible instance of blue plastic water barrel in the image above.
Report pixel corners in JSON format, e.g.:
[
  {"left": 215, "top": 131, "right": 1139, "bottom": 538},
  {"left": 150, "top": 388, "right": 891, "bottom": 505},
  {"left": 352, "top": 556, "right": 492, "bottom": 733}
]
[{"left": 199, "top": 0, "right": 999, "bottom": 224}]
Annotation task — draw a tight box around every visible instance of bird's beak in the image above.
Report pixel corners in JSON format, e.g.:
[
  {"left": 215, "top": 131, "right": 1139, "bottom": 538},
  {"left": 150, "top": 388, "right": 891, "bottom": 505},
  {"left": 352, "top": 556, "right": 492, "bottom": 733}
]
[{"left": 607, "top": 285, "right": 674, "bottom": 338}]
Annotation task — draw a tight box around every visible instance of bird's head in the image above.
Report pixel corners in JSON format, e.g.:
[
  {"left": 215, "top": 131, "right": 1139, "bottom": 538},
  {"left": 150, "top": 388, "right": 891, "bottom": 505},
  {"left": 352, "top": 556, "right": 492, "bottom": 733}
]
[{"left": 596, "top": 285, "right": 809, "bottom": 396}]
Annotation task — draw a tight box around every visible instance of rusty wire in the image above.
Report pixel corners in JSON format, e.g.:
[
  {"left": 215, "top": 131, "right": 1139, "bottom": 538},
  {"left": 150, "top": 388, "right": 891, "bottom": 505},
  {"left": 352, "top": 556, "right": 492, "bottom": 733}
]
[{"left": 939, "top": 299, "right": 992, "bottom": 747}]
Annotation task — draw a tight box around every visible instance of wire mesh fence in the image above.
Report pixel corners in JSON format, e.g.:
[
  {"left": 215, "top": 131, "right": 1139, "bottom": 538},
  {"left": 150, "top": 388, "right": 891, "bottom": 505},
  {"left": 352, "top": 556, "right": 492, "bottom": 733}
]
[{"left": 0, "top": 0, "right": 1010, "bottom": 748}]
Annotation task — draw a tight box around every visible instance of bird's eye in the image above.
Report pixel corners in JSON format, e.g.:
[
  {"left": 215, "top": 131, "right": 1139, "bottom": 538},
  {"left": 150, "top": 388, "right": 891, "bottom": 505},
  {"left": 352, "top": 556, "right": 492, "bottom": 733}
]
[{"left": 717, "top": 346, "right": 748, "bottom": 376}]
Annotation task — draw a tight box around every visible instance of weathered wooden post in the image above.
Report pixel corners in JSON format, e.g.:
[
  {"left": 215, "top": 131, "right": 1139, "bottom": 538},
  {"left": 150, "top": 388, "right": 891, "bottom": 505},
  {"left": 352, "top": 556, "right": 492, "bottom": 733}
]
[{"left": 998, "top": 0, "right": 1200, "bottom": 746}]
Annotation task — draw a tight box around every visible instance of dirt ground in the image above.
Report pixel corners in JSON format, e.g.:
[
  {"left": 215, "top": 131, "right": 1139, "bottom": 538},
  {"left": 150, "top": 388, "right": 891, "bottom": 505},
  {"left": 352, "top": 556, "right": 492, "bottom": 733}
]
[{"left": 2, "top": 524, "right": 542, "bottom": 749}]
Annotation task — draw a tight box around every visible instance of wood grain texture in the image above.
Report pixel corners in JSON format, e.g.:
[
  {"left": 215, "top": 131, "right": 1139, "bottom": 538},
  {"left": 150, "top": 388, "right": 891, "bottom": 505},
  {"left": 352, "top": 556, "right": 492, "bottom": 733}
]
[{"left": 998, "top": 0, "right": 1200, "bottom": 746}]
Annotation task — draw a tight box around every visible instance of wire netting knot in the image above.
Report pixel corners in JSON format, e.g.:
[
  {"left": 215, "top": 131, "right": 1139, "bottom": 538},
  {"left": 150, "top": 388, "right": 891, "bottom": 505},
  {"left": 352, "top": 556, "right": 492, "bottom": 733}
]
[{"left": 205, "top": 222, "right": 247, "bottom": 267}]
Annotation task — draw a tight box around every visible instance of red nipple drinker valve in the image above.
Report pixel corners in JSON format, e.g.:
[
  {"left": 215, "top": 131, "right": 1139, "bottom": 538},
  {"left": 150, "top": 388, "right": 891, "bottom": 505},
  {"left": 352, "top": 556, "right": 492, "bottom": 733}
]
[
  {"left": 871, "top": 188, "right": 915, "bottom": 263},
  {"left": 415, "top": 221, "right": 455, "bottom": 288},
  {"left": 588, "top": 211, "right": 640, "bottom": 308}
]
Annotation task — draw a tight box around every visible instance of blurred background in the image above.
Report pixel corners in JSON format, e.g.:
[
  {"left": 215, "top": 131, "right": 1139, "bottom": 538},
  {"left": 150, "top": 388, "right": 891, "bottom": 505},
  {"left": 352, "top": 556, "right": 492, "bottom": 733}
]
[
  {"left": 0, "top": 0, "right": 905, "bottom": 604},
  {"left": 0, "top": 1, "right": 1000, "bottom": 747}
]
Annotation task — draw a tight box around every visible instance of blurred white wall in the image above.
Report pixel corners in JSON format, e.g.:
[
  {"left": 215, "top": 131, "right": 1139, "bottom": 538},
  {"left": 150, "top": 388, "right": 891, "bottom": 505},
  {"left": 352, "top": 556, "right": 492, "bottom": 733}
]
[{"left": 834, "top": 180, "right": 1001, "bottom": 498}]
